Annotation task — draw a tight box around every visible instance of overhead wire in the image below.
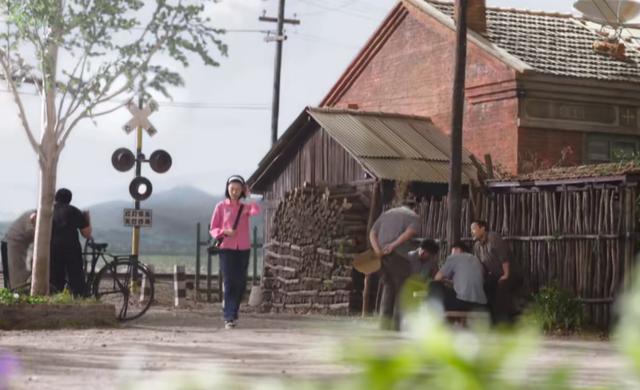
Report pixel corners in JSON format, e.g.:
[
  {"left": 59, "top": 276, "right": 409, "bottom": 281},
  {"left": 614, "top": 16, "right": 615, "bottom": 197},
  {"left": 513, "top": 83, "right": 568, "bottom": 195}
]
[
  {"left": 0, "top": 89, "right": 270, "bottom": 110},
  {"left": 296, "top": 0, "right": 378, "bottom": 21}
]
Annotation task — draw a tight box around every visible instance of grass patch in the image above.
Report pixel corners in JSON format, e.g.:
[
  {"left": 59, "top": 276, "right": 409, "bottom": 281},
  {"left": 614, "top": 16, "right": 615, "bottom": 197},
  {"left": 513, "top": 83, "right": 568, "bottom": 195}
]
[{"left": 0, "top": 288, "right": 100, "bottom": 306}]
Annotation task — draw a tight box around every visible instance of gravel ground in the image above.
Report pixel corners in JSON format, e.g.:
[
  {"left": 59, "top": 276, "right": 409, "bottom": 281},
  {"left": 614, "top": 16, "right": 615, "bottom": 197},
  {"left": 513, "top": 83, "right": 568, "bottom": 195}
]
[{"left": 0, "top": 280, "right": 637, "bottom": 389}]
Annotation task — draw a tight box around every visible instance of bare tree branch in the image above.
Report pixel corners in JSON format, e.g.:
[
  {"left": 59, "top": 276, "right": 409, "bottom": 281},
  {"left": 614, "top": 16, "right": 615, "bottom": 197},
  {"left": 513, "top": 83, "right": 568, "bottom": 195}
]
[
  {"left": 55, "top": 53, "right": 87, "bottom": 135},
  {"left": 57, "top": 31, "right": 170, "bottom": 146},
  {"left": 58, "top": 100, "right": 128, "bottom": 148},
  {"left": 56, "top": 13, "right": 156, "bottom": 132},
  {"left": 87, "top": 101, "right": 128, "bottom": 118},
  {"left": 0, "top": 49, "right": 42, "bottom": 158}
]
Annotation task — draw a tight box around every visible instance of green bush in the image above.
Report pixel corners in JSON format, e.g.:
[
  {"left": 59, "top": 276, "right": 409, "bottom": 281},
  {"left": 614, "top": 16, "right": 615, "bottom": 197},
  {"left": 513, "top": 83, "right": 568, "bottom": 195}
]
[{"left": 528, "top": 285, "right": 582, "bottom": 333}]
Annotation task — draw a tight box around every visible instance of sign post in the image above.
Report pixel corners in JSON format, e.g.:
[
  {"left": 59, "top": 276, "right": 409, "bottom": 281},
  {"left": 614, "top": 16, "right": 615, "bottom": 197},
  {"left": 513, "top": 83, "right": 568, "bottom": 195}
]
[{"left": 112, "top": 97, "right": 172, "bottom": 265}]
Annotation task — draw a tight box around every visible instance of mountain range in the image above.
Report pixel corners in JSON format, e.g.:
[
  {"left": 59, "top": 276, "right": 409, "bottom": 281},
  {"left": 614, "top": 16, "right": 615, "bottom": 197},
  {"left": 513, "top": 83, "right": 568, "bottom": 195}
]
[{"left": 0, "top": 186, "right": 264, "bottom": 256}]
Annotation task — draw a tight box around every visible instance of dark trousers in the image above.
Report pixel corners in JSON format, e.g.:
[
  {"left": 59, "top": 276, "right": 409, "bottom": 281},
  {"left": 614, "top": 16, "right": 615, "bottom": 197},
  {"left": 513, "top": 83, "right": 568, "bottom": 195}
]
[
  {"left": 219, "top": 249, "right": 250, "bottom": 322},
  {"left": 379, "top": 253, "right": 412, "bottom": 330},
  {"left": 50, "top": 249, "right": 85, "bottom": 296},
  {"left": 428, "top": 281, "right": 484, "bottom": 312},
  {"left": 485, "top": 278, "right": 514, "bottom": 324}
]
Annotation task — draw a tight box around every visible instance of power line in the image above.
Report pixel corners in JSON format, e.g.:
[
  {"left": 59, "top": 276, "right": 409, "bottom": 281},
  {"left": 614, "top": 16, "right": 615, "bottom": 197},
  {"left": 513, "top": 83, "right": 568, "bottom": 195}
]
[
  {"left": 297, "top": 0, "right": 378, "bottom": 21},
  {"left": 0, "top": 89, "right": 270, "bottom": 110},
  {"left": 298, "top": 0, "right": 386, "bottom": 18},
  {"left": 290, "top": 31, "right": 360, "bottom": 49}
]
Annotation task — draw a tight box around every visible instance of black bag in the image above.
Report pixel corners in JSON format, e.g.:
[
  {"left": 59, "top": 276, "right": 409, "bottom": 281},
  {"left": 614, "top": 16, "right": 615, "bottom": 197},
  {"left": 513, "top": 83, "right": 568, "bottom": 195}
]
[{"left": 208, "top": 204, "right": 244, "bottom": 255}]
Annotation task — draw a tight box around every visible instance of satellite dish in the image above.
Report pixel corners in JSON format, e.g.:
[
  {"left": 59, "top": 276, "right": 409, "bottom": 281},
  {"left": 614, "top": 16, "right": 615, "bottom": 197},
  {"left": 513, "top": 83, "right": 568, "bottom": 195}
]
[{"left": 574, "top": 0, "right": 640, "bottom": 28}]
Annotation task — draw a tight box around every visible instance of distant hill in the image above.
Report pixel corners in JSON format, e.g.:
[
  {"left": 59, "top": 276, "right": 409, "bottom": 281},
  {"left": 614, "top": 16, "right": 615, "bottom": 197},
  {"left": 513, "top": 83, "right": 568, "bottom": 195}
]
[{"left": 0, "top": 187, "right": 264, "bottom": 256}]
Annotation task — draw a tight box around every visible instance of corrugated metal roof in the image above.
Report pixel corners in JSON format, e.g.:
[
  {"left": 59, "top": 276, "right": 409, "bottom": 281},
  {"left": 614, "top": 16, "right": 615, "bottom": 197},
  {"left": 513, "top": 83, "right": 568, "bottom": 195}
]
[
  {"left": 313, "top": 113, "right": 399, "bottom": 158},
  {"left": 308, "top": 108, "right": 477, "bottom": 184}
]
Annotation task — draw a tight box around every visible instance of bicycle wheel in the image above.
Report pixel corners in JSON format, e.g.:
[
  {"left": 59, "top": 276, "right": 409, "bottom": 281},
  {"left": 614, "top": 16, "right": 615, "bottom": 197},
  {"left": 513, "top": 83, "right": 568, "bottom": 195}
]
[{"left": 93, "top": 259, "right": 155, "bottom": 321}]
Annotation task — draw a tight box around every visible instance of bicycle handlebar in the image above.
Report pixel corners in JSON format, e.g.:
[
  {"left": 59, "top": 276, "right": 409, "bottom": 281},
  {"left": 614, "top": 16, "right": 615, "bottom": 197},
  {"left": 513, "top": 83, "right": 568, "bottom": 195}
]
[{"left": 85, "top": 238, "right": 108, "bottom": 252}]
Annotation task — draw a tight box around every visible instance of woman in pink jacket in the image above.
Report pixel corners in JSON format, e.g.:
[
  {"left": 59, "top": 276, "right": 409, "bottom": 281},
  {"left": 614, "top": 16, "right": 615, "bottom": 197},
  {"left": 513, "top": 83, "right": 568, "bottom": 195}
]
[{"left": 210, "top": 175, "right": 261, "bottom": 329}]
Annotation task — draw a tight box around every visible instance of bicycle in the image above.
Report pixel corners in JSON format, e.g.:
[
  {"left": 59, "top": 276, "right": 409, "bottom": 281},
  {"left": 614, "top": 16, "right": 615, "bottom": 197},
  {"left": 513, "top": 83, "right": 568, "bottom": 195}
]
[{"left": 83, "top": 239, "right": 155, "bottom": 321}]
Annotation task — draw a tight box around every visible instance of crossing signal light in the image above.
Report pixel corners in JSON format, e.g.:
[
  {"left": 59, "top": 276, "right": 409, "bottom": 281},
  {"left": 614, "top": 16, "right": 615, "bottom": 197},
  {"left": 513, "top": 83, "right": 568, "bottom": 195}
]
[
  {"left": 111, "top": 148, "right": 135, "bottom": 172},
  {"left": 129, "top": 176, "right": 153, "bottom": 201},
  {"left": 149, "top": 150, "right": 172, "bottom": 174}
]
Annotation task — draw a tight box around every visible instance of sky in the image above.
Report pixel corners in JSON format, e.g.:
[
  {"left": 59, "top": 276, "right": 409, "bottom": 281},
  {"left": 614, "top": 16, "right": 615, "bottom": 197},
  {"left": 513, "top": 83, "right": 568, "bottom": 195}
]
[{"left": 0, "top": 0, "right": 575, "bottom": 220}]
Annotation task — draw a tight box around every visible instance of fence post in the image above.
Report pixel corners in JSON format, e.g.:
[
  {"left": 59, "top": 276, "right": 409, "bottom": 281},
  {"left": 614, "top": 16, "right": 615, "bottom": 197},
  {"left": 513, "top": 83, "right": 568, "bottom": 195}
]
[
  {"left": 217, "top": 254, "right": 223, "bottom": 303},
  {"left": 1, "top": 241, "right": 9, "bottom": 289},
  {"left": 140, "top": 264, "right": 155, "bottom": 303},
  {"left": 252, "top": 226, "right": 259, "bottom": 285},
  {"left": 174, "top": 265, "right": 186, "bottom": 307},
  {"left": 195, "top": 223, "right": 201, "bottom": 302},
  {"left": 207, "top": 251, "right": 213, "bottom": 303}
]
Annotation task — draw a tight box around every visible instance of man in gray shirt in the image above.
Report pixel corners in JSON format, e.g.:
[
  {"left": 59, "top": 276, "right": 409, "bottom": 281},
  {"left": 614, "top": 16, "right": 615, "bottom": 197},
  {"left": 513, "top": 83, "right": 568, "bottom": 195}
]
[
  {"left": 369, "top": 202, "right": 420, "bottom": 330},
  {"left": 3, "top": 210, "right": 36, "bottom": 289},
  {"left": 431, "top": 241, "right": 487, "bottom": 311}
]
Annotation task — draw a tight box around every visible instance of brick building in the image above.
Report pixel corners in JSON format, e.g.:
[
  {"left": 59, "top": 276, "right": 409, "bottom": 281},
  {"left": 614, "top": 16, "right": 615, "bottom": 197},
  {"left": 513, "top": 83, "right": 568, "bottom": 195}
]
[{"left": 322, "top": 0, "right": 640, "bottom": 173}]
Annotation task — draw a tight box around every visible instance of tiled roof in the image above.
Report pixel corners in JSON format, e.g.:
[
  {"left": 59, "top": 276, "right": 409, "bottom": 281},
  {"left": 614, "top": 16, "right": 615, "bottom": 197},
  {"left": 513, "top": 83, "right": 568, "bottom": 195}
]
[
  {"left": 308, "top": 108, "right": 478, "bottom": 184},
  {"left": 426, "top": 0, "right": 640, "bottom": 83},
  {"left": 489, "top": 161, "right": 640, "bottom": 186}
]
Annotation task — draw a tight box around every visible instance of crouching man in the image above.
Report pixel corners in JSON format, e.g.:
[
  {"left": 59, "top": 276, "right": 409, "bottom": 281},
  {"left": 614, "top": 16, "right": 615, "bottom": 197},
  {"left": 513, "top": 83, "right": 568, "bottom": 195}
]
[{"left": 429, "top": 242, "right": 487, "bottom": 312}]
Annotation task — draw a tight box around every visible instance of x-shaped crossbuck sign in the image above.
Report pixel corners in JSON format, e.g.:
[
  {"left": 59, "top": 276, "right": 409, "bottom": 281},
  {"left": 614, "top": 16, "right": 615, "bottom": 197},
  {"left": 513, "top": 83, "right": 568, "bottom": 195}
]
[{"left": 123, "top": 101, "right": 158, "bottom": 136}]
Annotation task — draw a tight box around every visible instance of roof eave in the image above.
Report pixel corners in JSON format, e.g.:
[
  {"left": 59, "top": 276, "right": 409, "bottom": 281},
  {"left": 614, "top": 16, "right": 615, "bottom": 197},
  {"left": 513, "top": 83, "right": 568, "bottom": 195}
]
[
  {"left": 487, "top": 174, "right": 640, "bottom": 188},
  {"left": 248, "top": 109, "right": 315, "bottom": 192}
]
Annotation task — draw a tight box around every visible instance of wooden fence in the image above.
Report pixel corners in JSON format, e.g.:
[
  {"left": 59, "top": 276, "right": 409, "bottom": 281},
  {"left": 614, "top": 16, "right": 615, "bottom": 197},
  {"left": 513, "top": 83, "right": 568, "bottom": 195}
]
[{"left": 412, "top": 184, "right": 637, "bottom": 328}]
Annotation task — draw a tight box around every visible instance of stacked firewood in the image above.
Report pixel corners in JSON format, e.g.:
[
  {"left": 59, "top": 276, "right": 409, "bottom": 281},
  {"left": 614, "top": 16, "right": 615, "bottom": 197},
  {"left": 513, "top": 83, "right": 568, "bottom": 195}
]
[{"left": 261, "top": 184, "right": 368, "bottom": 315}]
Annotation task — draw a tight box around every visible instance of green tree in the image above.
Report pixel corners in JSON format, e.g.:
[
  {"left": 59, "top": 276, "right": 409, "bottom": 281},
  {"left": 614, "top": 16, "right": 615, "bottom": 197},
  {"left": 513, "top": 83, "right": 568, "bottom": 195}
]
[{"left": 0, "top": 0, "right": 226, "bottom": 295}]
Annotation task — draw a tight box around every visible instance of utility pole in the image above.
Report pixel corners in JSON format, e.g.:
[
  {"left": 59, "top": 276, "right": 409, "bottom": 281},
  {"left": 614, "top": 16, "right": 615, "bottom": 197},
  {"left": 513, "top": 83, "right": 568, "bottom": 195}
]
[
  {"left": 447, "top": 0, "right": 468, "bottom": 249},
  {"left": 260, "top": 1, "right": 300, "bottom": 145}
]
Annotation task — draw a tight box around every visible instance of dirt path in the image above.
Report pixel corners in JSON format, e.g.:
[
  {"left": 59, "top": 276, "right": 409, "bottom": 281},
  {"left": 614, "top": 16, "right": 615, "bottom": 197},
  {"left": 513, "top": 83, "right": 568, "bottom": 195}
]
[{"left": 0, "top": 305, "right": 635, "bottom": 389}]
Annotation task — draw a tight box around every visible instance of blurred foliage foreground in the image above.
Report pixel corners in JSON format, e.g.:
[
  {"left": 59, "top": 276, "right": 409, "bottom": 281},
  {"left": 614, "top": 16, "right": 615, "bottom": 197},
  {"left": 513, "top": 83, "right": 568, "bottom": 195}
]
[{"left": 4, "top": 271, "right": 640, "bottom": 389}]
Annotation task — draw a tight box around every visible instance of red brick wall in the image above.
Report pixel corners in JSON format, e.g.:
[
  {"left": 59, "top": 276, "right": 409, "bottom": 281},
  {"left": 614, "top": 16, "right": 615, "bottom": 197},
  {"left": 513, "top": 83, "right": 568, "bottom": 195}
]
[
  {"left": 325, "top": 3, "right": 521, "bottom": 172},
  {"left": 518, "top": 128, "right": 584, "bottom": 172}
]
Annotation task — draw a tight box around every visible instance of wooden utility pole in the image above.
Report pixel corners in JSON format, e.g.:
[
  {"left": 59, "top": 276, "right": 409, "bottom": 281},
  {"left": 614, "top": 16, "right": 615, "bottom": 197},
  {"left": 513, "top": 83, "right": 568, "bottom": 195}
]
[
  {"left": 260, "top": 1, "right": 300, "bottom": 145},
  {"left": 447, "top": 0, "right": 468, "bottom": 249}
]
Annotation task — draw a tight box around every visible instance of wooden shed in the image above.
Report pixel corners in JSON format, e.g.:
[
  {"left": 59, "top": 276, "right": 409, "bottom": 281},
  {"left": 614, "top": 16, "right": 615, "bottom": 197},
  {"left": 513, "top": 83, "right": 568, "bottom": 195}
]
[{"left": 248, "top": 107, "right": 478, "bottom": 314}]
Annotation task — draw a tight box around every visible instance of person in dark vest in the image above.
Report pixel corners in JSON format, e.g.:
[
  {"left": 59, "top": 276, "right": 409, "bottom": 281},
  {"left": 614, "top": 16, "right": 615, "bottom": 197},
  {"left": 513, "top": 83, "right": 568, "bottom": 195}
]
[
  {"left": 50, "top": 188, "right": 92, "bottom": 296},
  {"left": 369, "top": 200, "right": 420, "bottom": 330}
]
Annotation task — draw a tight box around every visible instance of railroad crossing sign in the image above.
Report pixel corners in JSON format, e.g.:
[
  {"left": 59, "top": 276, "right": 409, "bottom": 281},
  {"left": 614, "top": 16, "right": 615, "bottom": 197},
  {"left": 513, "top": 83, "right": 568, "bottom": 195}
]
[
  {"left": 123, "top": 100, "right": 158, "bottom": 136},
  {"left": 123, "top": 208, "right": 153, "bottom": 227}
]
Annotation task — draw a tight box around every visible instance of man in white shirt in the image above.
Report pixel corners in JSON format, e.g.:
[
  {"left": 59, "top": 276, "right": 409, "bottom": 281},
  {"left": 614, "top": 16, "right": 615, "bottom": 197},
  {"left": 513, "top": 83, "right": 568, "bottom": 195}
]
[{"left": 3, "top": 210, "right": 36, "bottom": 289}]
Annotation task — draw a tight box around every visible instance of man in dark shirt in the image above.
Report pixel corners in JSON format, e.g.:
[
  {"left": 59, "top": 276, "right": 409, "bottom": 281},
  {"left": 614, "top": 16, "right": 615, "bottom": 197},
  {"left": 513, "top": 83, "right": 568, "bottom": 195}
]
[
  {"left": 50, "top": 188, "right": 92, "bottom": 296},
  {"left": 471, "top": 220, "right": 512, "bottom": 323}
]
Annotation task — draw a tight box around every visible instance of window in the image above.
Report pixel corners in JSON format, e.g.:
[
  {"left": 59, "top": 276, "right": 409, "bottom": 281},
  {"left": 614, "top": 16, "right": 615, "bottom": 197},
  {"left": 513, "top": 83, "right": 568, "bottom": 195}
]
[
  {"left": 586, "top": 135, "right": 640, "bottom": 163},
  {"left": 586, "top": 139, "right": 609, "bottom": 163}
]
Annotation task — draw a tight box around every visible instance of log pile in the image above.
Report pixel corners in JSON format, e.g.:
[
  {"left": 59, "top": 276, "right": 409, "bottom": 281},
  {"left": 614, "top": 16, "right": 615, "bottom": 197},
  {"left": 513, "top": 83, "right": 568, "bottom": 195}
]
[{"left": 261, "top": 184, "right": 368, "bottom": 315}]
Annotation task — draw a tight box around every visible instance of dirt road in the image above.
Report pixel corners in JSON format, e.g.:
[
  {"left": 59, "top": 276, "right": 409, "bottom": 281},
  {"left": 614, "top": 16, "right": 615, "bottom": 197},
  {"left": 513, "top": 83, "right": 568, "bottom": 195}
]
[{"left": 0, "top": 305, "right": 635, "bottom": 389}]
